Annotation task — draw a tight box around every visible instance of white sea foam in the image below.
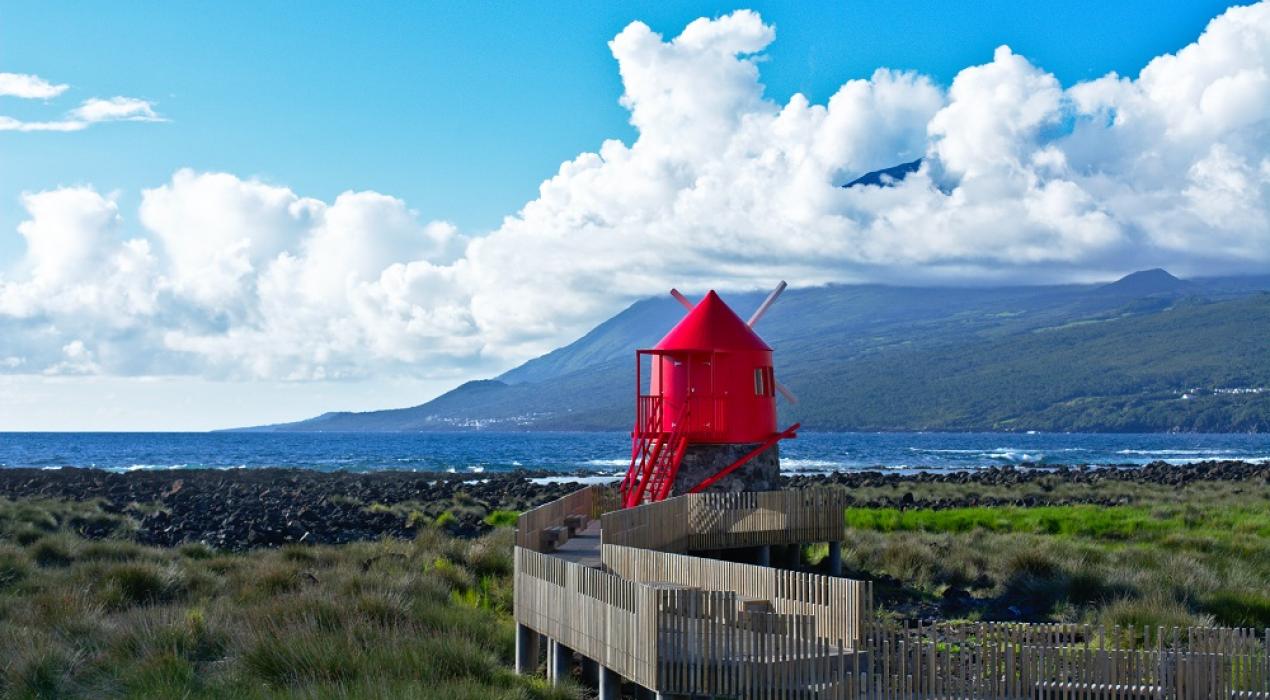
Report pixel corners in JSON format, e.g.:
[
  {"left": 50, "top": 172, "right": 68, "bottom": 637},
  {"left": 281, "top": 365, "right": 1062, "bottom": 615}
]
[
  {"left": 107, "top": 463, "right": 192, "bottom": 472},
  {"left": 779, "top": 458, "right": 854, "bottom": 473},
  {"left": 582, "top": 458, "right": 629, "bottom": 467},
  {"left": 530, "top": 475, "right": 621, "bottom": 485},
  {"left": 1116, "top": 449, "right": 1238, "bottom": 456}
]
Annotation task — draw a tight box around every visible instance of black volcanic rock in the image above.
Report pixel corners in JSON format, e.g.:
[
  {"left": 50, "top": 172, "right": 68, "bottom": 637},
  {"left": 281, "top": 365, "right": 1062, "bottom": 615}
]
[
  {"left": 0, "top": 460, "right": 1266, "bottom": 551},
  {"left": 0, "top": 468, "right": 588, "bottom": 552}
]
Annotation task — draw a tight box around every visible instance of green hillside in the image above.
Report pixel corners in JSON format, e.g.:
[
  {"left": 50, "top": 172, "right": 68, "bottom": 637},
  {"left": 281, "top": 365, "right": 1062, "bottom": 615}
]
[
  {"left": 240, "top": 273, "right": 1270, "bottom": 433},
  {"left": 786, "top": 295, "right": 1270, "bottom": 432}
]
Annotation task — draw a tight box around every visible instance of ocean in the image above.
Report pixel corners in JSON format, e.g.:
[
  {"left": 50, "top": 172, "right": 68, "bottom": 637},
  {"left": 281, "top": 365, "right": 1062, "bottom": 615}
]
[{"left": 1, "top": 431, "right": 1268, "bottom": 476}]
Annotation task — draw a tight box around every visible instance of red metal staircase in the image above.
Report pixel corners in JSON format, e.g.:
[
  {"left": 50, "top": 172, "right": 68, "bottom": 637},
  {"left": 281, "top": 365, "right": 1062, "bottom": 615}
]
[{"left": 621, "top": 399, "right": 689, "bottom": 508}]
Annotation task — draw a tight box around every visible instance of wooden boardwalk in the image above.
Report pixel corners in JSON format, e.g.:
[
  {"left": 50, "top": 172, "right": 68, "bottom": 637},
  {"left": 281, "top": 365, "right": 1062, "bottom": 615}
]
[
  {"left": 551, "top": 520, "right": 602, "bottom": 568},
  {"left": 514, "top": 485, "right": 1270, "bottom": 698}
]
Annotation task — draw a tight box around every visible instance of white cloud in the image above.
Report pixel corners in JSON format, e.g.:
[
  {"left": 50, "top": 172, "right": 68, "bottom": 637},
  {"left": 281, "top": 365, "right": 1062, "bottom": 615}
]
[
  {"left": 0, "top": 72, "right": 68, "bottom": 99},
  {"left": 70, "top": 96, "right": 164, "bottom": 123},
  {"left": 0, "top": 68, "right": 163, "bottom": 131},
  {"left": 44, "top": 340, "right": 102, "bottom": 375},
  {"left": 0, "top": 115, "right": 87, "bottom": 132},
  {"left": 2, "top": 4, "right": 1270, "bottom": 385}
]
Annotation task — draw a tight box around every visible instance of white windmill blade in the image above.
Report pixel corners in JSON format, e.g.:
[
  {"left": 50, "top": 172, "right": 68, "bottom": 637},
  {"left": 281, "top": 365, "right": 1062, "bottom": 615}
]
[
  {"left": 669, "top": 288, "right": 694, "bottom": 310},
  {"left": 776, "top": 381, "right": 799, "bottom": 405},
  {"left": 747, "top": 280, "right": 788, "bottom": 327}
]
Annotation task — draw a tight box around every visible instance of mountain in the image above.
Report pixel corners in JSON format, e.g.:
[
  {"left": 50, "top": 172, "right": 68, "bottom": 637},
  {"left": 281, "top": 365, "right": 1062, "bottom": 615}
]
[
  {"left": 1096, "top": 268, "right": 1193, "bottom": 297},
  {"left": 237, "top": 271, "right": 1270, "bottom": 433},
  {"left": 842, "top": 159, "right": 922, "bottom": 188}
]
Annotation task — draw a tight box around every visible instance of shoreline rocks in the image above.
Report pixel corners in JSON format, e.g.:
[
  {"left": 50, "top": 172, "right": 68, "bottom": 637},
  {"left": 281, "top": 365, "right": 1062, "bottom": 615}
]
[
  {"left": 0, "top": 460, "right": 1262, "bottom": 551},
  {"left": 782, "top": 459, "right": 1268, "bottom": 509}
]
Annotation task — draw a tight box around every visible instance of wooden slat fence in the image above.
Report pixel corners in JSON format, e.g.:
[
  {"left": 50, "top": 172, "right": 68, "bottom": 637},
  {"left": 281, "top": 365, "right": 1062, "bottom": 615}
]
[
  {"left": 685, "top": 489, "right": 851, "bottom": 551},
  {"left": 602, "top": 543, "right": 871, "bottom": 651},
  {"left": 516, "top": 483, "right": 618, "bottom": 550},
  {"left": 602, "top": 488, "right": 849, "bottom": 553},
  {"left": 861, "top": 620, "right": 1270, "bottom": 700},
  {"left": 655, "top": 587, "right": 862, "bottom": 698},
  {"left": 514, "top": 546, "right": 658, "bottom": 688},
  {"left": 516, "top": 544, "right": 866, "bottom": 698},
  {"left": 601, "top": 496, "right": 692, "bottom": 551}
]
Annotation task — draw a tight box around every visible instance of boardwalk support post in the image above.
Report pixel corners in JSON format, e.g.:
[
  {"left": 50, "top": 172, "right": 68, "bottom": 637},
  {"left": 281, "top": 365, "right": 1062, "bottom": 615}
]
[
  {"left": 828, "top": 541, "right": 842, "bottom": 577},
  {"left": 514, "top": 623, "right": 538, "bottom": 675},
  {"left": 598, "top": 666, "right": 621, "bottom": 700},
  {"left": 548, "top": 639, "right": 572, "bottom": 686}
]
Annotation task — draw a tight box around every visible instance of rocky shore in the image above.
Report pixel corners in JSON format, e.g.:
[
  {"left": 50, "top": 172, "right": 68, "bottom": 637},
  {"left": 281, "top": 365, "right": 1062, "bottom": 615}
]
[
  {"left": 782, "top": 459, "right": 1270, "bottom": 508},
  {"left": 0, "top": 460, "right": 1263, "bottom": 551},
  {"left": 0, "top": 467, "right": 581, "bottom": 550}
]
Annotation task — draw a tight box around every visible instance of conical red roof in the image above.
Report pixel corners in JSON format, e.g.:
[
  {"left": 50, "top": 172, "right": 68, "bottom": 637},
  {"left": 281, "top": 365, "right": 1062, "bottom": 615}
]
[{"left": 654, "top": 290, "right": 771, "bottom": 352}]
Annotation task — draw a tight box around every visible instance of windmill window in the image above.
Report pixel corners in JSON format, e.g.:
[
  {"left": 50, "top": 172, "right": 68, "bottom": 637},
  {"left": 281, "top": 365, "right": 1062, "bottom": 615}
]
[{"left": 754, "top": 367, "right": 776, "bottom": 396}]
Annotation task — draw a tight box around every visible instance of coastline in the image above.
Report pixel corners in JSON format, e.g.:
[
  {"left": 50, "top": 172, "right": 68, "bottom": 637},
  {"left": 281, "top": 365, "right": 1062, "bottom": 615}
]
[{"left": 0, "top": 459, "right": 1262, "bottom": 551}]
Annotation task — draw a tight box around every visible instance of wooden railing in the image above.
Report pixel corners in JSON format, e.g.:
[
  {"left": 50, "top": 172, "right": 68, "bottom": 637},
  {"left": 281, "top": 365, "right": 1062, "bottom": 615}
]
[
  {"left": 600, "top": 493, "right": 691, "bottom": 551},
  {"left": 603, "top": 543, "right": 870, "bottom": 650},
  {"left": 514, "top": 483, "right": 618, "bottom": 551},
  {"left": 515, "top": 547, "right": 658, "bottom": 688},
  {"left": 654, "top": 586, "right": 857, "bottom": 696},
  {"left": 862, "top": 620, "right": 1270, "bottom": 699},
  {"left": 516, "top": 546, "right": 864, "bottom": 696},
  {"left": 602, "top": 488, "right": 850, "bottom": 552}
]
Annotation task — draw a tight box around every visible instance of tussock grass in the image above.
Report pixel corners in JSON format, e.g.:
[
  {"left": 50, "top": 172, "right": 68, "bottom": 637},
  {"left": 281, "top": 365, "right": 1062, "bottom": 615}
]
[
  {"left": 483, "top": 510, "right": 520, "bottom": 528},
  {"left": 0, "top": 498, "right": 574, "bottom": 699},
  {"left": 839, "top": 481, "right": 1270, "bottom": 628}
]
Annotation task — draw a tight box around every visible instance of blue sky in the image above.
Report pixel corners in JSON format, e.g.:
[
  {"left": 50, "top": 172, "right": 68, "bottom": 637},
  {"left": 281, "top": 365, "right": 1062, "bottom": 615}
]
[{"left": 0, "top": 1, "right": 1264, "bottom": 429}]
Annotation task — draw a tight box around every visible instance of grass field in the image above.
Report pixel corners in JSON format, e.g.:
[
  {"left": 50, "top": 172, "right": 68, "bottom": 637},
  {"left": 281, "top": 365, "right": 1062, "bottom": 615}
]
[
  {"left": 0, "top": 498, "right": 577, "bottom": 700},
  {"left": 828, "top": 478, "right": 1270, "bottom": 628},
  {"left": 1, "top": 470, "right": 1265, "bottom": 697}
]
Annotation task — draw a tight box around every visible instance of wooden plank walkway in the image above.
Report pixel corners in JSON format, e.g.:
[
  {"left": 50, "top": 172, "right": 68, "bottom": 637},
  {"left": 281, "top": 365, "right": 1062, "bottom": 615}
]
[{"left": 551, "top": 520, "right": 602, "bottom": 568}]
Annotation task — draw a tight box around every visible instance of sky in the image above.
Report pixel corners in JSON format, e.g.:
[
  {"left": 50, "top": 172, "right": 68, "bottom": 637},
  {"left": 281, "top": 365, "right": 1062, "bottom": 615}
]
[{"left": 0, "top": 0, "right": 1266, "bottom": 430}]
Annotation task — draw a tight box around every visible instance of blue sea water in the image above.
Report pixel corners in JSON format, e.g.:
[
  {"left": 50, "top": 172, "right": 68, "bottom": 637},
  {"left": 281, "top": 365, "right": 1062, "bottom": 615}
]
[{"left": 0, "top": 431, "right": 1268, "bottom": 475}]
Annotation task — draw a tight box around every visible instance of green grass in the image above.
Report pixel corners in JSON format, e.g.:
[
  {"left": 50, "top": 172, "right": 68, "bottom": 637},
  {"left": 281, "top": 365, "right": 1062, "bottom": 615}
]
[
  {"left": 483, "top": 510, "right": 520, "bottom": 528},
  {"left": 835, "top": 481, "right": 1270, "bottom": 628},
  {"left": 0, "top": 498, "right": 573, "bottom": 700},
  {"left": 844, "top": 504, "right": 1270, "bottom": 540}
]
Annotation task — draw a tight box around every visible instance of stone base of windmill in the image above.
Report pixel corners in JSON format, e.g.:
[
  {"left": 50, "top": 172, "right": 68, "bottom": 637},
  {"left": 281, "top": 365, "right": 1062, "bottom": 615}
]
[{"left": 668, "top": 442, "right": 780, "bottom": 496}]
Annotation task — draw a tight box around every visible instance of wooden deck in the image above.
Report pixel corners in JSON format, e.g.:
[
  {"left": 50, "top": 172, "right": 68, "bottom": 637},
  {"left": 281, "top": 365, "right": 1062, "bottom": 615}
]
[
  {"left": 551, "top": 520, "right": 602, "bottom": 568},
  {"left": 514, "top": 485, "right": 1270, "bottom": 698}
]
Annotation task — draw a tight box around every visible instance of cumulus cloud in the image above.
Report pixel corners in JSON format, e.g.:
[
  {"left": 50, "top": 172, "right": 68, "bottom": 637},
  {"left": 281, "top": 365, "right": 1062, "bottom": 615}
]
[
  {"left": 2, "top": 4, "right": 1270, "bottom": 382},
  {"left": 0, "top": 72, "right": 68, "bottom": 99}
]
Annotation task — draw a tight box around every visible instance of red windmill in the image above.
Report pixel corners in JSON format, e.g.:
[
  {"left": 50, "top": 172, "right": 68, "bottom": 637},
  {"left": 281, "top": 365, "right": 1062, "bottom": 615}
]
[{"left": 620, "top": 282, "right": 799, "bottom": 508}]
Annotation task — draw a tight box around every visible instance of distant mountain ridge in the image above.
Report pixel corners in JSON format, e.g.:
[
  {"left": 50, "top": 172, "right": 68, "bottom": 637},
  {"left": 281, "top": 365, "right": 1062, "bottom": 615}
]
[
  {"left": 1097, "top": 268, "right": 1193, "bottom": 297},
  {"left": 843, "top": 158, "right": 923, "bottom": 188},
  {"left": 235, "top": 271, "right": 1270, "bottom": 434}
]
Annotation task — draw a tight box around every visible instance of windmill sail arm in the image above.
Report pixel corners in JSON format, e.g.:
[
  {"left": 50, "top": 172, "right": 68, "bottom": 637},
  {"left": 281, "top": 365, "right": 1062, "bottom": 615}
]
[
  {"left": 669, "top": 288, "right": 694, "bottom": 310},
  {"left": 776, "top": 381, "right": 798, "bottom": 404},
  {"left": 747, "top": 281, "right": 787, "bottom": 327}
]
